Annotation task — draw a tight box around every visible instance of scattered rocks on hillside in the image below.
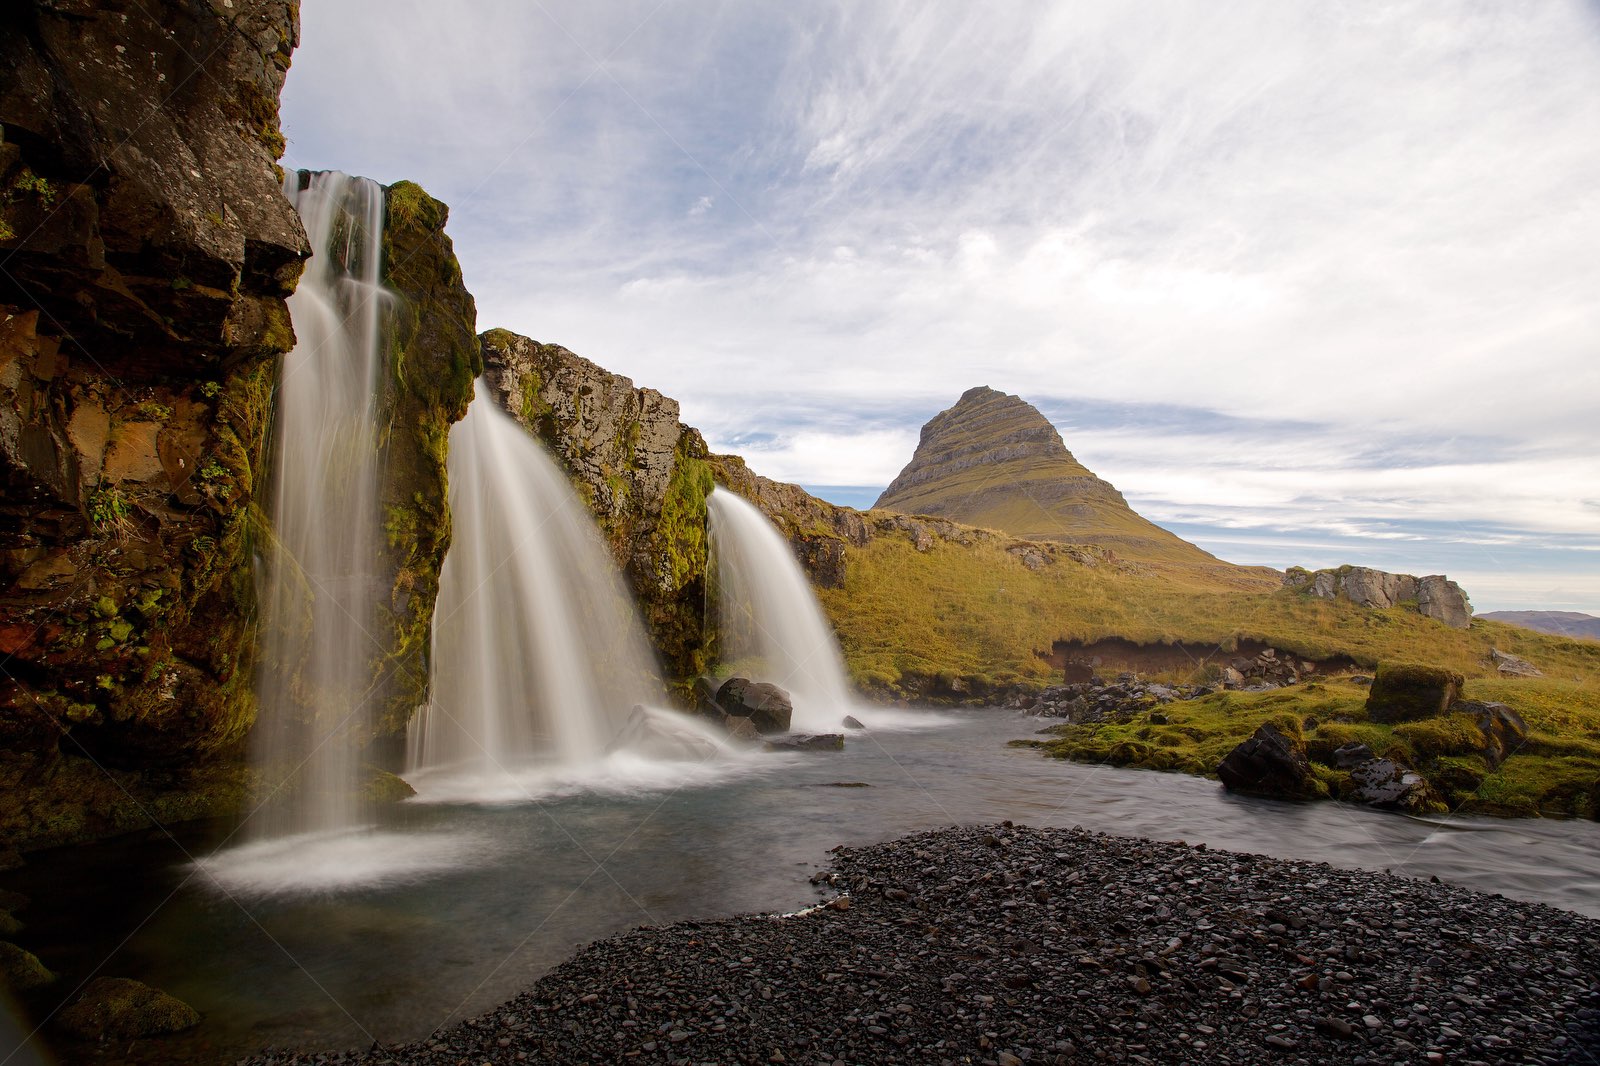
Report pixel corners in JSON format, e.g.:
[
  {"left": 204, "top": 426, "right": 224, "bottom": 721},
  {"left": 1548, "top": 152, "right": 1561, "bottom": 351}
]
[
  {"left": 244, "top": 824, "right": 1600, "bottom": 1066},
  {"left": 1006, "top": 675, "right": 1212, "bottom": 722},
  {"left": 1218, "top": 646, "right": 1319, "bottom": 689},
  {"left": 1365, "top": 662, "right": 1465, "bottom": 723},
  {"left": 1216, "top": 722, "right": 1323, "bottom": 800},
  {"left": 1491, "top": 648, "right": 1544, "bottom": 678},
  {"left": 54, "top": 977, "right": 199, "bottom": 1040}
]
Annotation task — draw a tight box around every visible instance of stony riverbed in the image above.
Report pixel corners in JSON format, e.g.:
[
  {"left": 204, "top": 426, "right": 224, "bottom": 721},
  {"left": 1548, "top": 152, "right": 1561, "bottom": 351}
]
[{"left": 242, "top": 823, "right": 1600, "bottom": 1066}]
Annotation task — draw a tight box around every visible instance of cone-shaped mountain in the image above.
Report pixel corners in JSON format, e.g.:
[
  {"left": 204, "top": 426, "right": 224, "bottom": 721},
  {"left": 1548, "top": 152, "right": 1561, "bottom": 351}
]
[{"left": 875, "top": 386, "right": 1228, "bottom": 568}]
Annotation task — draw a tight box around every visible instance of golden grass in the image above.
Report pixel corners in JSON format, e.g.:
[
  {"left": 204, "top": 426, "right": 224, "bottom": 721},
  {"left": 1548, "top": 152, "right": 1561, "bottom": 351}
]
[{"left": 819, "top": 531, "right": 1600, "bottom": 696}]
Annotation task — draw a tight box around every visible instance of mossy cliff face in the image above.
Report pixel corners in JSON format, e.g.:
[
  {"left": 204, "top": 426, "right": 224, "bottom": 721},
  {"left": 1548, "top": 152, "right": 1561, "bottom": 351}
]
[
  {"left": 479, "top": 330, "right": 711, "bottom": 678},
  {"left": 371, "top": 182, "right": 479, "bottom": 742},
  {"left": 0, "top": 0, "right": 306, "bottom": 850}
]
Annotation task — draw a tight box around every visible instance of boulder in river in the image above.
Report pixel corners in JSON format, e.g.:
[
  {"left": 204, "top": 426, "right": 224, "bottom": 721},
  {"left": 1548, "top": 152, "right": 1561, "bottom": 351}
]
[
  {"left": 1216, "top": 722, "right": 1322, "bottom": 800},
  {"left": 716, "top": 677, "right": 794, "bottom": 734},
  {"left": 1347, "top": 758, "right": 1440, "bottom": 813}
]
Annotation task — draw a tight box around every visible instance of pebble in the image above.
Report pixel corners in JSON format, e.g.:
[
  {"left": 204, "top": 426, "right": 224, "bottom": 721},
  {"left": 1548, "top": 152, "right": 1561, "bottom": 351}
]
[{"left": 241, "top": 825, "right": 1600, "bottom": 1066}]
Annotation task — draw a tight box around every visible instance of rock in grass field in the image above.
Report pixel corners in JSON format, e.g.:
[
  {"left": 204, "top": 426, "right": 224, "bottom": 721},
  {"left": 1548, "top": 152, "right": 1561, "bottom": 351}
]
[{"left": 244, "top": 825, "right": 1600, "bottom": 1066}]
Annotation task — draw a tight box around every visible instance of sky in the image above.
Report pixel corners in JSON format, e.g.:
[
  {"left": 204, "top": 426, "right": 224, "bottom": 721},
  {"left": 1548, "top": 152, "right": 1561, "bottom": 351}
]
[{"left": 280, "top": 1, "right": 1600, "bottom": 615}]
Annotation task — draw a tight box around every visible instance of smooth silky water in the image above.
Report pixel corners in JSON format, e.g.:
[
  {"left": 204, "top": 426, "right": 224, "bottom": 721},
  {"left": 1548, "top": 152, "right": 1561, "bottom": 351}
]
[{"left": 6, "top": 711, "right": 1598, "bottom": 1062}]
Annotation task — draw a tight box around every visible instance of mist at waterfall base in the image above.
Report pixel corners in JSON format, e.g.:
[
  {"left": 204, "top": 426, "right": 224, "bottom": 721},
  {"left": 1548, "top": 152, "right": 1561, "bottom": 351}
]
[
  {"left": 706, "top": 488, "right": 934, "bottom": 734},
  {"left": 404, "top": 381, "right": 745, "bottom": 805}
]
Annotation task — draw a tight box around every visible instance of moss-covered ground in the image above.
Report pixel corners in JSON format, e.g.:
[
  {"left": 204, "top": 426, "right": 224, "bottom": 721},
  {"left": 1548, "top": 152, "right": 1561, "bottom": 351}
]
[{"left": 1018, "top": 676, "right": 1600, "bottom": 819}]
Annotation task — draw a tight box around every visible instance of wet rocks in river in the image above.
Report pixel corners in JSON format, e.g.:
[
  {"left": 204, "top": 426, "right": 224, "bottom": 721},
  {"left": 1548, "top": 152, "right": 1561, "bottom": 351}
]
[
  {"left": 1346, "top": 757, "right": 1439, "bottom": 812},
  {"left": 1216, "top": 722, "right": 1323, "bottom": 800},
  {"left": 715, "top": 678, "right": 794, "bottom": 734},
  {"left": 55, "top": 977, "right": 199, "bottom": 1040},
  {"left": 763, "top": 734, "right": 844, "bottom": 752},
  {"left": 245, "top": 824, "right": 1600, "bottom": 1066}
]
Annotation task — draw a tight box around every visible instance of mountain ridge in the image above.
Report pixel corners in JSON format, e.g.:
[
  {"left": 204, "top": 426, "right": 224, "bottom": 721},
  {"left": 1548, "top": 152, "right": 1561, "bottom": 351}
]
[{"left": 875, "top": 386, "right": 1268, "bottom": 579}]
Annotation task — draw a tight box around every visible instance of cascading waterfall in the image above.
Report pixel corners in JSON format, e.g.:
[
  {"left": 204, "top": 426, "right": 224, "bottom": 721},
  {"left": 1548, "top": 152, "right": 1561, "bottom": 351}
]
[
  {"left": 248, "top": 171, "right": 389, "bottom": 839},
  {"left": 706, "top": 488, "right": 855, "bottom": 733},
  {"left": 406, "top": 382, "right": 723, "bottom": 802}
]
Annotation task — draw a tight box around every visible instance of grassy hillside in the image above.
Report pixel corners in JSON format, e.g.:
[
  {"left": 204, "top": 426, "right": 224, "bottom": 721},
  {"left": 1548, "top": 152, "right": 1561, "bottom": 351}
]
[{"left": 817, "top": 523, "right": 1600, "bottom": 696}]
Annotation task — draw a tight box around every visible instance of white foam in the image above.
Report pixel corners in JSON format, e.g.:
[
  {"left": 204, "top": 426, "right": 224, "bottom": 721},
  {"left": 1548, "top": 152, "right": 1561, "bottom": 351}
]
[{"left": 192, "top": 828, "right": 489, "bottom": 898}]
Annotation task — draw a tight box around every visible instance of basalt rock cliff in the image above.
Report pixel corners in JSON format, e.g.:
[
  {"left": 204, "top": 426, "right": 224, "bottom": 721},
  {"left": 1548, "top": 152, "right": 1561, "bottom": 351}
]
[
  {"left": 0, "top": 0, "right": 307, "bottom": 850},
  {"left": 0, "top": 3, "right": 477, "bottom": 851},
  {"left": 875, "top": 386, "right": 1260, "bottom": 579},
  {"left": 480, "top": 329, "right": 869, "bottom": 679}
]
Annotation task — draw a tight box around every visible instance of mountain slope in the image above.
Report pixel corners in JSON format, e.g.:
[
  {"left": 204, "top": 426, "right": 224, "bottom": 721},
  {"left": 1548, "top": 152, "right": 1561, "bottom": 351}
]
[
  {"left": 875, "top": 386, "right": 1261, "bottom": 577},
  {"left": 1481, "top": 611, "right": 1600, "bottom": 641}
]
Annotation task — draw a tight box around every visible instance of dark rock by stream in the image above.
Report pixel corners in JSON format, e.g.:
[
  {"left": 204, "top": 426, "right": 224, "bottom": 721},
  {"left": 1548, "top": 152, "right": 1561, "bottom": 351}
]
[{"left": 241, "top": 824, "right": 1600, "bottom": 1066}]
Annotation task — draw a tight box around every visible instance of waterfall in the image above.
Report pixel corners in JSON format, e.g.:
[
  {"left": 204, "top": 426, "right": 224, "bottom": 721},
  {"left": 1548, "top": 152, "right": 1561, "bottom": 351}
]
[
  {"left": 706, "top": 488, "right": 855, "bottom": 732},
  {"left": 248, "top": 171, "right": 389, "bottom": 839},
  {"left": 405, "top": 382, "right": 723, "bottom": 802}
]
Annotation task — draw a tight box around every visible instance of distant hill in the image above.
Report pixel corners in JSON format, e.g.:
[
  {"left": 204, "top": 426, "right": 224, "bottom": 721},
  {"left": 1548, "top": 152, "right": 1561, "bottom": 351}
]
[
  {"left": 874, "top": 386, "right": 1266, "bottom": 579},
  {"left": 1480, "top": 611, "right": 1600, "bottom": 640}
]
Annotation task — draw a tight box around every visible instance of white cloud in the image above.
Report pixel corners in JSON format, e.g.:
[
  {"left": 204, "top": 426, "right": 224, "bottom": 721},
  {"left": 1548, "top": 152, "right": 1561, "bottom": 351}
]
[{"left": 278, "top": 0, "right": 1600, "bottom": 612}]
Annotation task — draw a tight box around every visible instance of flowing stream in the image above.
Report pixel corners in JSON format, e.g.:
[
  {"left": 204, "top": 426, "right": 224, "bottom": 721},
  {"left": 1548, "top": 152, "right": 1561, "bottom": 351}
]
[{"left": 5, "top": 711, "right": 1598, "bottom": 1063}]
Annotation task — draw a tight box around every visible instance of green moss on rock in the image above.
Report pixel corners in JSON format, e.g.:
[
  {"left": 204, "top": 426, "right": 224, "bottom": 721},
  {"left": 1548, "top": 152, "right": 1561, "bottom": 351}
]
[
  {"left": 0, "top": 941, "right": 53, "bottom": 990},
  {"left": 55, "top": 977, "right": 199, "bottom": 1040},
  {"left": 1367, "top": 662, "right": 1464, "bottom": 723}
]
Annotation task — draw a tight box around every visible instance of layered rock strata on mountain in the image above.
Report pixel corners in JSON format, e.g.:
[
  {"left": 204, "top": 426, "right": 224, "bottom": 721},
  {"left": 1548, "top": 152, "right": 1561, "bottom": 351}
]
[
  {"left": 1284, "top": 565, "right": 1472, "bottom": 629},
  {"left": 874, "top": 386, "right": 1245, "bottom": 573},
  {"left": 479, "top": 329, "right": 873, "bottom": 679},
  {"left": 0, "top": 0, "right": 307, "bottom": 849}
]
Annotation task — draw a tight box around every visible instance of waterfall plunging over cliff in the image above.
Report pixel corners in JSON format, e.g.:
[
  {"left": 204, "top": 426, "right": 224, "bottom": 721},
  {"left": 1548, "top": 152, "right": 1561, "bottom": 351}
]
[
  {"left": 707, "top": 489, "right": 855, "bottom": 733},
  {"left": 247, "top": 171, "right": 389, "bottom": 839},
  {"left": 405, "top": 382, "right": 725, "bottom": 803}
]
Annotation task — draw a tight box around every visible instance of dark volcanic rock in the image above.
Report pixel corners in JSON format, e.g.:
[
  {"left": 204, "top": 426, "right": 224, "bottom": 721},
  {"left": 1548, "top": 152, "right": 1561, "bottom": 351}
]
[
  {"left": 763, "top": 733, "right": 844, "bottom": 752},
  {"left": 1347, "top": 757, "right": 1438, "bottom": 811},
  {"left": 0, "top": 0, "right": 306, "bottom": 850},
  {"left": 244, "top": 824, "right": 1600, "bottom": 1066},
  {"left": 716, "top": 678, "right": 794, "bottom": 734},
  {"left": 1216, "top": 722, "right": 1322, "bottom": 800}
]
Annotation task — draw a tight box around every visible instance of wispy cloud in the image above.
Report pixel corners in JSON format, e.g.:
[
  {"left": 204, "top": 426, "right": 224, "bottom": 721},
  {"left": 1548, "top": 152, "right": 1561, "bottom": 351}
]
[{"left": 280, "top": 1, "right": 1600, "bottom": 612}]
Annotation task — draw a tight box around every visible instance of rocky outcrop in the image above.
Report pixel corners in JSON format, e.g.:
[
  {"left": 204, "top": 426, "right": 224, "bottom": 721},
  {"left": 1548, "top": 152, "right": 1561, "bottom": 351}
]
[
  {"left": 479, "top": 329, "right": 715, "bottom": 677},
  {"left": 369, "top": 182, "right": 478, "bottom": 741},
  {"left": 874, "top": 386, "right": 1267, "bottom": 580},
  {"left": 0, "top": 0, "right": 306, "bottom": 849},
  {"left": 1284, "top": 565, "right": 1472, "bottom": 628},
  {"left": 479, "top": 329, "right": 873, "bottom": 679}
]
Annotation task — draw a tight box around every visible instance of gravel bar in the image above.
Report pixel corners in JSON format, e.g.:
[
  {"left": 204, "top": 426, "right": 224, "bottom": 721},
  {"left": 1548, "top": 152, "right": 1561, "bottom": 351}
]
[{"left": 245, "top": 824, "right": 1600, "bottom": 1065}]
